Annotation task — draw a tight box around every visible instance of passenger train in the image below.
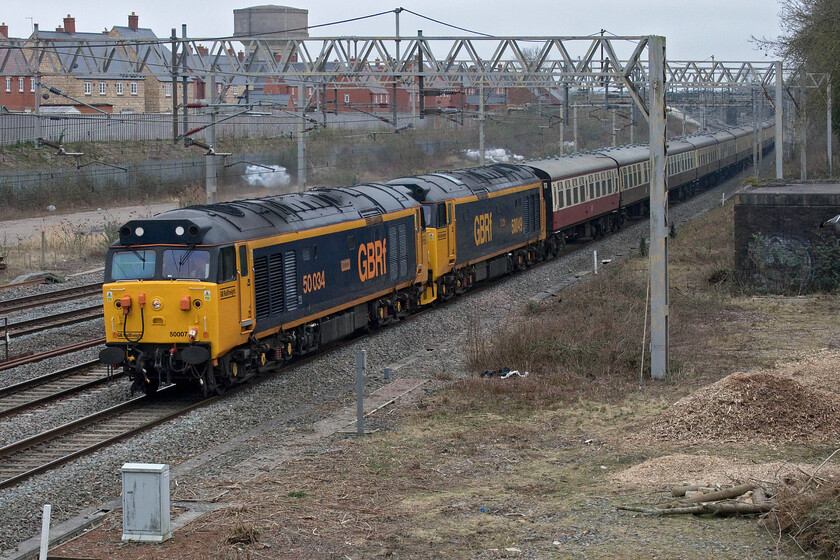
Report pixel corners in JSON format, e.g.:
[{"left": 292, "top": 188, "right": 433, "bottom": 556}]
[{"left": 98, "top": 121, "right": 775, "bottom": 394}]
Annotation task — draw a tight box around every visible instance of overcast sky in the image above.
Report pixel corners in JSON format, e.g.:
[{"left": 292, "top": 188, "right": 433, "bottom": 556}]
[{"left": 2, "top": 1, "right": 784, "bottom": 61}]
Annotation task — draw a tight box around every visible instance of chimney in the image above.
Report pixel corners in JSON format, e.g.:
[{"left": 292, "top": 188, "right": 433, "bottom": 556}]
[
  {"left": 56, "top": 26, "right": 64, "bottom": 33},
  {"left": 237, "top": 50, "right": 244, "bottom": 62},
  {"left": 196, "top": 45, "right": 208, "bottom": 56},
  {"left": 0, "top": 23, "right": 7, "bottom": 38},
  {"left": 128, "top": 12, "right": 139, "bottom": 30},
  {"left": 63, "top": 14, "right": 75, "bottom": 34}
]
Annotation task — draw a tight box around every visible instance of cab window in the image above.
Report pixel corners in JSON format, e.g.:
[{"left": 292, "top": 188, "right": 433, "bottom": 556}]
[
  {"left": 239, "top": 246, "right": 249, "bottom": 277},
  {"left": 437, "top": 203, "right": 448, "bottom": 226},
  {"left": 110, "top": 249, "right": 156, "bottom": 280},
  {"left": 218, "top": 246, "right": 237, "bottom": 283},
  {"left": 162, "top": 249, "right": 210, "bottom": 280}
]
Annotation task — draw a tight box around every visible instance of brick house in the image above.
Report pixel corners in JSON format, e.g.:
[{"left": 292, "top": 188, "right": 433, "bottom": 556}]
[
  {"left": 31, "top": 15, "right": 146, "bottom": 114},
  {"left": 0, "top": 23, "right": 37, "bottom": 111},
  {"left": 109, "top": 13, "right": 200, "bottom": 113}
]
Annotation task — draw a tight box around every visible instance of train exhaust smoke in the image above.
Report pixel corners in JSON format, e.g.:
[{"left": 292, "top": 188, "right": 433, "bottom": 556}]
[
  {"left": 462, "top": 148, "right": 525, "bottom": 164},
  {"left": 243, "top": 165, "right": 292, "bottom": 189}
]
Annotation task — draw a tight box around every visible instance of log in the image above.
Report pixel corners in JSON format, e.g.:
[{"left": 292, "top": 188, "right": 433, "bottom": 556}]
[
  {"left": 685, "top": 483, "right": 755, "bottom": 504},
  {"left": 617, "top": 500, "right": 773, "bottom": 517},
  {"left": 705, "top": 502, "right": 773, "bottom": 515},
  {"left": 617, "top": 504, "right": 708, "bottom": 516},
  {"left": 671, "top": 485, "right": 700, "bottom": 497}
]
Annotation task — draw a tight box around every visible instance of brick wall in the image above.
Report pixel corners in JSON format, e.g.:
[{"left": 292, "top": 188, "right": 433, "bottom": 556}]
[
  {"left": 40, "top": 76, "right": 148, "bottom": 113},
  {"left": 734, "top": 185, "right": 840, "bottom": 293}
]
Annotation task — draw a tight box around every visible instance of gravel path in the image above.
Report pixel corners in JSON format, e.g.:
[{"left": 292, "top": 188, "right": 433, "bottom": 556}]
[{"left": 0, "top": 163, "right": 769, "bottom": 554}]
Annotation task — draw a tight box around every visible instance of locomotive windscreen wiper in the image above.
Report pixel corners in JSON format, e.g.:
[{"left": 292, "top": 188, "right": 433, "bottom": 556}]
[
  {"left": 127, "top": 244, "right": 146, "bottom": 263},
  {"left": 178, "top": 244, "right": 196, "bottom": 266}
]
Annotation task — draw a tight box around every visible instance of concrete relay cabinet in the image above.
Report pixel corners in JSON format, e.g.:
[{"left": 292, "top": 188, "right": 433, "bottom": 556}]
[{"left": 121, "top": 463, "right": 172, "bottom": 542}]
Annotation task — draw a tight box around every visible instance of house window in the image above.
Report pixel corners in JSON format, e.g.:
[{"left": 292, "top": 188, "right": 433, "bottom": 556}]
[
  {"left": 130, "top": 82, "right": 138, "bottom": 95},
  {"left": 217, "top": 84, "right": 221, "bottom": 94},
  {"left": 232, "top": 85, "right": 238, "bottom": 95},
  {"left": 116, "top": 83, "right": 123, "bottom": 95},
  {"left": 84, "top": 81, "right": 92, "bottom": 95},
  {"left": 344, "top": 94, "right": 350, "bottom": 103},
  {"left": 165, "top": 83, "right": 172, "bottom": 97},
  {"left": 6, "top": 77, "right": 11, "bottom": 92},
  {"left": 30, "top": 78, "right": 35, "bottom": 92},
  {"left": 99, "top": 82, "right": 106, "bottom": 95},
  {"left": 18, "top": 77, "right": 24, "bottom": 93}
]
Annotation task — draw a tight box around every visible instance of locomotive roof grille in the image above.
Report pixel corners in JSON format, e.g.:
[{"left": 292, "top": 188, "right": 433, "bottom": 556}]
[{"left": 191, "top": 204, "right": 246, "bottom": 218}]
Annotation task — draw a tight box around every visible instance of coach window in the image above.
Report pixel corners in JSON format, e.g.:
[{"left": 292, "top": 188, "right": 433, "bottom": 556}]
[
  {"left": 238, "top": 246, "right": 249, "bottom": 277},
  {"left": 218, "top": 246, "right": 237, "bottom": 283}
]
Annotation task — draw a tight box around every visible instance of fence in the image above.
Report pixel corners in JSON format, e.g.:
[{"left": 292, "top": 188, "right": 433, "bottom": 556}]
[{"left": 0, "top": 110, "right": 458, "bottom": 146}]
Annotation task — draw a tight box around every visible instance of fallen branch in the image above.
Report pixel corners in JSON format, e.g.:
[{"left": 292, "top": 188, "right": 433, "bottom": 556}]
[
  {"left": 617, "top": 501, "right": 773, "bottom": 516},
  {"left": 685, "top": 483, "right": 755, "bottom": 503}
]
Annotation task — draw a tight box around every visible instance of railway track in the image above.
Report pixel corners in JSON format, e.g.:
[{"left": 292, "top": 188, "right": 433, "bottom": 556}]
[
  {"left": 0, "top": 337, "right": 106, "bottom": 372},
  {"left": 0, "top": 282, "right": 102, "bottom": 314},
  {"left": 0, "top": 360, "right": 123, "bottom": 418},
  {"left": 0, "top": 390, "right": 211, "bottom": 489},
  {"left": 0, "top": 276, "right": 58, "bottom": 292},
  {"left": 2, "top": 303, "right": 103, "bottom": 339}
]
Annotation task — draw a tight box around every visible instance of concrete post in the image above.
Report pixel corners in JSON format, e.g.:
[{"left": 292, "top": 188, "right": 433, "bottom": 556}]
[
  {"left": 356, "top": 350, "right": 366, "bottom": 437},
  {"left": 38, "top": 504, "right": 51, "bottom": 560},
  {"left": 648, "top": 36, "right": 668, "bottom": 381},
  {"left": 801, "top": 86, "right": 807, "bottom": 181},
  {"left": 479, "top": 82, "right": 485, "bottom": 165},
  {"left": 205, "top": 73, "right": 217, "bottom": 204},
  {"left": 828, "top": 80, "right": 833, "bottom": 178},
  {"left": 775, "top": 61, "right": 783, "bottom": 179},
  {"left": 753, "top": 87, "right": 759, "bottom": 178},
  {"left": 298, "top": 83, "right": 306, "bottom": 191}
]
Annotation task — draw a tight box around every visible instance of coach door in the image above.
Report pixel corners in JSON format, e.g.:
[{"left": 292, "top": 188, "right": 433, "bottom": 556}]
[{"left": 237, "top": 244, "right": 253, "bottom": 333}]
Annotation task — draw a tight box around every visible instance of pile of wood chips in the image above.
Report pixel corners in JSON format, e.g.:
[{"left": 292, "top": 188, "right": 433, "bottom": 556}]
[{"left": 650, "top": 370, "right": 840, "bottom": 444}]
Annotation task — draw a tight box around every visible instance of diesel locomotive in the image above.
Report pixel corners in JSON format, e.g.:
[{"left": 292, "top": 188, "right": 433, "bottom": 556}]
[{"left": 99, "top": 121, "right": 774, "bottom": 394}]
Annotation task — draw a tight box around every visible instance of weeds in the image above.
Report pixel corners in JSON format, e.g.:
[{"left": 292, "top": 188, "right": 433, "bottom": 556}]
[{"left": 764, "top": 473, "right": 840, "bottom": 559}]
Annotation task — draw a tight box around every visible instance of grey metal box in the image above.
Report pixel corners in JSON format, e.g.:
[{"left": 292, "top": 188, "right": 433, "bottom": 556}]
[{"left": 121, "top": 463, "right": 172, "bottom": 542}]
